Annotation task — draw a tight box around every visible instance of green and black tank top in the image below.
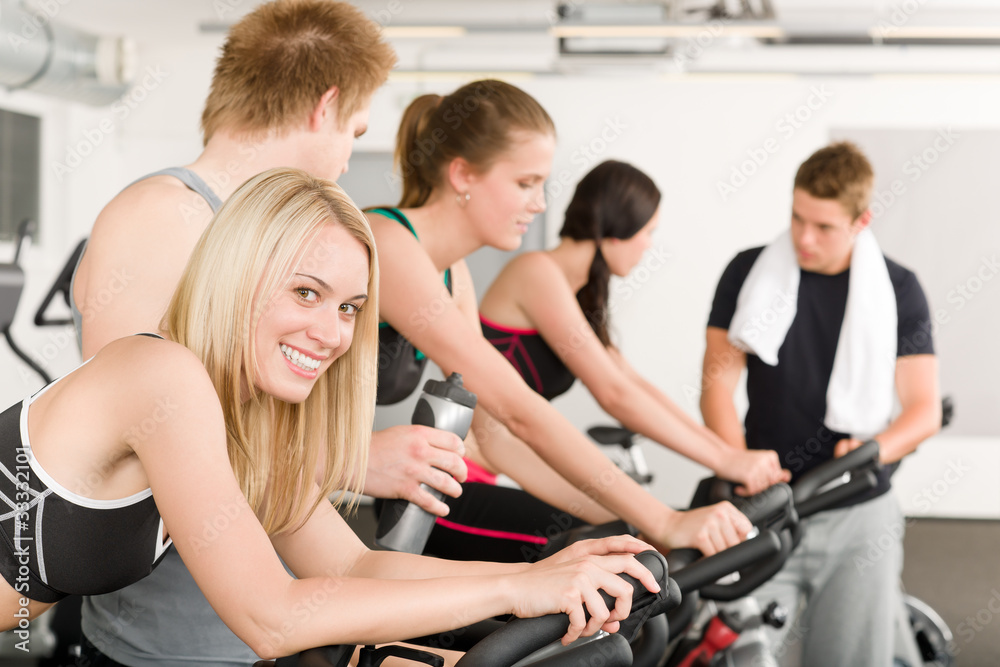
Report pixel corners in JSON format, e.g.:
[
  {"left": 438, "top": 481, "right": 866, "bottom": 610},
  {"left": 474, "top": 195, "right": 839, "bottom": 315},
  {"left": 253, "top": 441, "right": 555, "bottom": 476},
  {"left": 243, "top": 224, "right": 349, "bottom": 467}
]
[{"left": 369, "top": 207, "right": 453, "bottom": 405}]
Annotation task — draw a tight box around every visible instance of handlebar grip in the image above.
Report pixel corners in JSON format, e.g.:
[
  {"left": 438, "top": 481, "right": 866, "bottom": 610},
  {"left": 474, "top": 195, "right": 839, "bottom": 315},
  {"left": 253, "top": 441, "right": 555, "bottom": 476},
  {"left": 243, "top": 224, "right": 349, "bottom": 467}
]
[
  {"left": 792, "top": 440, "right": 880, "bottom": 504},
  {"left": 707, "top": 480, "right": 797, "bottom": 532},
  {"left": 519, "top": 633, "right": 632, "bottom": 667},
  {"left": 796, "top": 470, "right": 878, "bottom": 519},
  {"left": 455, "top": 551, "right": 672, "bottom": 667},
  {"left": 668, "top": 530, "right": 783, "bottom": 596},
  {"left": 700, "top": 529, "right": 794, "bottom": 602}
]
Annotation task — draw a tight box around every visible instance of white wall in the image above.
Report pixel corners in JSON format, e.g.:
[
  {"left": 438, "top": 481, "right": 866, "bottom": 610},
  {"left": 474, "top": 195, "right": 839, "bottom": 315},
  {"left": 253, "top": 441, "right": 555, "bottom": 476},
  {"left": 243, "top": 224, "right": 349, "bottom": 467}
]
[
  {"left": 366, "top": 74, "right": 1000, "bottom": 518},
  {"left": 2, "top": 26, "right": 996, "bottom": 517}
]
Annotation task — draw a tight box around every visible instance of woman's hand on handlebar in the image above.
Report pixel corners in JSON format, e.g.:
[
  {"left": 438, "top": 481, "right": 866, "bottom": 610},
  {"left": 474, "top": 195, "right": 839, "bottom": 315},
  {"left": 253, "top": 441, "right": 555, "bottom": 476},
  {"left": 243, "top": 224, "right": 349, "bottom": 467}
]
[
  {"left": 721, "top": 449, "right": 791, "bottom": 496},
  {"left": 652, "top": 502, "right": 752, "bottom": 556},
  {"left": 510, "top": 537, "right": 662, "bottom": 645},
  {"left": 540, "top": 534, "right": 658, "bottom": 566}
]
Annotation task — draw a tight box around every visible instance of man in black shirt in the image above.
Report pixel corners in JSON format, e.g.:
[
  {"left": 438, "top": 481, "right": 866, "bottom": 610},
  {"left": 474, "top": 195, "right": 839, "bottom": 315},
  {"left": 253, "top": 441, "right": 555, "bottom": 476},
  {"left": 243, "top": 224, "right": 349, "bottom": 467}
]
[{"left": 701, "top": 142, "right": 940, "bottom": 666}]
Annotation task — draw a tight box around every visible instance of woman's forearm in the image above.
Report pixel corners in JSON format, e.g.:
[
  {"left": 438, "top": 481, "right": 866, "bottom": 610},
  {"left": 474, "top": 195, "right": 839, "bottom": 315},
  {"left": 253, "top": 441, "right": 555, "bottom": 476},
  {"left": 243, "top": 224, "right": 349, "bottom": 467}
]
[
  {"left": 257, "top": 574, "right": 515, "bottom": 658},
  {"left": 349, "top": 549, "right": 529, "bottom": 580},
  {"left": 488, "top": 392, "right": 672, "bottom": 539},
  {"left": 597, "top": 380, "right": 731, "bottom": 473},
  {"left": 472, "top": 413, "right": 618, "bottom": 525}
]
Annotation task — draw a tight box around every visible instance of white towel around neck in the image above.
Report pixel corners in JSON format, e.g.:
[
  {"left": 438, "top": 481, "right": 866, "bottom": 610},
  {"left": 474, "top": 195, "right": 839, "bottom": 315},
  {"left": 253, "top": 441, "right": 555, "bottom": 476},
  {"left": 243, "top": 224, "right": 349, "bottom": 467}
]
[{"left": 727, "top": 229, "right": 897, "bottom": 439}]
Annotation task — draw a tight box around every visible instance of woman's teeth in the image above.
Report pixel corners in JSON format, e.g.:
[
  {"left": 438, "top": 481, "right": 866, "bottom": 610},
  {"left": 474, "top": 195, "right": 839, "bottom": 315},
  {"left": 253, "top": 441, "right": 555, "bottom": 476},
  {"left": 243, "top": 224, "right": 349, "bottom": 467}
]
[{"left": 280, "top": 344, "right": 321, "bottom": 371}]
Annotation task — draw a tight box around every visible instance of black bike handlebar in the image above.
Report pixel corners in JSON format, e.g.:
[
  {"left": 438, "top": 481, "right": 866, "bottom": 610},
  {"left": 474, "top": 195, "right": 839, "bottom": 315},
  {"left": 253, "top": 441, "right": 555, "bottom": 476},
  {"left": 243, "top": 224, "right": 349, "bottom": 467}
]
[
  {"left": 791, "top": 439, "right": 880, "bottom": 504},
  {"left": 666, "top": 530, "right": 782, "bottom": 597},
  {"left": 274, "top": 551, "right": 676, "bottom": 667},
  {"left": 455, "top": 550, "right": 674, "bottom": 667}
]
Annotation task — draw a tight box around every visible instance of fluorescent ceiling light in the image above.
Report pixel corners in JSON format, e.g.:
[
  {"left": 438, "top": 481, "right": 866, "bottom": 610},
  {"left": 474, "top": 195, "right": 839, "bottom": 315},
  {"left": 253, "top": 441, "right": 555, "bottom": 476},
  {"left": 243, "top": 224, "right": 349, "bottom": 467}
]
[
  {"left": 869, "top": 26, "right": 1000, "bottom": 40},
  {"left": 551, "top": 24, "right": 785, "bottom": 39},
  {"left": 382, "top": 26, "right": 467, "bottom": 38}
]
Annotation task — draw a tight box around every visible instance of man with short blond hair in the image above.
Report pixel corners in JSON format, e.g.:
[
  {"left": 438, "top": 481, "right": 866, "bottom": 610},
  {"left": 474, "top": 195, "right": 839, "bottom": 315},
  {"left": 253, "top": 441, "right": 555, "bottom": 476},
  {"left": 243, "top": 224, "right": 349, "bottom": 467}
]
[
  {"left": 73, "top": 3, "right": 467, "bottom": 665},
  {"left": 700, "top": 142, "right": 940, "bottom": 665}
]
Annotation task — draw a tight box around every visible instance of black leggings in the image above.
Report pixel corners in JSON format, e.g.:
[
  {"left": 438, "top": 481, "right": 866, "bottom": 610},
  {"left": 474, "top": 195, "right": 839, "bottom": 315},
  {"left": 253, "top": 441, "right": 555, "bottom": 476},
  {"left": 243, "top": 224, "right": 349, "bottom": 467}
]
[{"left": 423, "top": 482, "right": 586, "bottom": 563}]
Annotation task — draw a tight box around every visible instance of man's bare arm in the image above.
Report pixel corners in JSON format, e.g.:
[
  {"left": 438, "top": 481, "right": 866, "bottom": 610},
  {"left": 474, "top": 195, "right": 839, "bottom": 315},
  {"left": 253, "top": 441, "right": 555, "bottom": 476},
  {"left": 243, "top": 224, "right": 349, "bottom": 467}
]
[
  {"left": 834, "top": 354, "right": 941, "bottom": 463},
  {"left": 700, "top": 327, "right": 748, "bottom": 450}
]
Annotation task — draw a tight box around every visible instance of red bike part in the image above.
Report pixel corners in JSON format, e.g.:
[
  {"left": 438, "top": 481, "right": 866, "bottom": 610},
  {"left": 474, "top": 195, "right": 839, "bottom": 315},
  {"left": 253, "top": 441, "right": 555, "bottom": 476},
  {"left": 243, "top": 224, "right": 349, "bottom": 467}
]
[{"left": 676, "top": 616, "right": 741, "bottom": 667}]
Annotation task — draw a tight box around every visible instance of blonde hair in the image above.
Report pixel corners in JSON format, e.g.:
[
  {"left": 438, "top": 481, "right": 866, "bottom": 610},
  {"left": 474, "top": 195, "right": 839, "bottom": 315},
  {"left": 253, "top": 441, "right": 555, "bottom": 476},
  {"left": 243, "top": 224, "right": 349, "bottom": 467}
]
[
  {"left": 395, "top": 80, "right": 556, "bottom": 208},
  {"left": 794, "top": 141, "right": 874, "bottom": 220},
  {"left": 201, "top": 0, "right": 397, "bottom": 144},
  {"left": 164, "top": 168, "right": 379, "bottom": 535}
]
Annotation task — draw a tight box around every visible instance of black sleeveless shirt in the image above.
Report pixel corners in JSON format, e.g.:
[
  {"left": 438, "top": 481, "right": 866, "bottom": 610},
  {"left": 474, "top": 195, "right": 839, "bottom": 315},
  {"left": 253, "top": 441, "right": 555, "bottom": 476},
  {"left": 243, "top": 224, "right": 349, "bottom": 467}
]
[
  {"left": 370, "top": 208, "right": 453, "bottom": 405},
  {"left": 480, "top": 315, "right": 576, "bottom": 401},
  {"left": 0, "top": 334, "right": 172, "bottom": 602}
]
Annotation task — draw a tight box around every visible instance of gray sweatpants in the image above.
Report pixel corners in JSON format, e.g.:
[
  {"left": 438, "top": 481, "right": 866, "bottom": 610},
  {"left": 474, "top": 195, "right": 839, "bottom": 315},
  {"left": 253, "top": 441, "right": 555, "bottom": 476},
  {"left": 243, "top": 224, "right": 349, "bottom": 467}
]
[{"left": 750, "top": 491, "right": 921, "bottom": 667}]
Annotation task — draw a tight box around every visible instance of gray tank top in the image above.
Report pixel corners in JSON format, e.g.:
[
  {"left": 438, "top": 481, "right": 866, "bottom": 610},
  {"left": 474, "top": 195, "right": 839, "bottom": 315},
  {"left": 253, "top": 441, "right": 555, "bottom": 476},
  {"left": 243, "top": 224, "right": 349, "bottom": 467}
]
[
  {"left": 70, "top": 168, "right": 224, "bottom": 348},
  {"left": 75, "top": 169, "right": 255, "bottom": 667}
]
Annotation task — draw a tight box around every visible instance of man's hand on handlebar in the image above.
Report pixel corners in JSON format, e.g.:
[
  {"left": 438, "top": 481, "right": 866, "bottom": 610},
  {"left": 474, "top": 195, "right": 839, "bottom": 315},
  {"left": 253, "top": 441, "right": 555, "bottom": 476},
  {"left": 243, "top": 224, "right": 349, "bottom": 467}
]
[
  {"left": 364, "top": 425, "right": 468, "bottom": 516},
  {"left": 833, "top": 437, "right": 865, "bottom": 458},
  {"left": 514, "top": 536, "right": 661, "bottom": 645},
  {"left": 722, "top": 449, "right": 791, "bottom": 496},
  {"left": 652, "top": 502, "right": 753, "bottom": 557}
]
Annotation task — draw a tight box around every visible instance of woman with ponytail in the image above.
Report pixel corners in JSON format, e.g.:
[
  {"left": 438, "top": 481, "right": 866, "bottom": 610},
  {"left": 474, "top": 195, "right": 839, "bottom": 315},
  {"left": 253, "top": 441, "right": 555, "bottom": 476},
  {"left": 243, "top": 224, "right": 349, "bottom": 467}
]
[
  {"left": 0, "top": 168, "right": 662, "bottom": 653},
  {"left": 478, "top": 160, "right": 790, "bottom": 498},
  {"left": 369, "top": 81, "right": 761, "bottom": 562}
]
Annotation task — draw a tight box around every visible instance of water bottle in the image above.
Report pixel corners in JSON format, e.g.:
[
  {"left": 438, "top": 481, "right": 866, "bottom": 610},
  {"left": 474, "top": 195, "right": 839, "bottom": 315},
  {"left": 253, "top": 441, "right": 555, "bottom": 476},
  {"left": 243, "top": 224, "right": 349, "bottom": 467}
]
[{"left": 374, "top": 373, "right": 477, "bottom": 553}]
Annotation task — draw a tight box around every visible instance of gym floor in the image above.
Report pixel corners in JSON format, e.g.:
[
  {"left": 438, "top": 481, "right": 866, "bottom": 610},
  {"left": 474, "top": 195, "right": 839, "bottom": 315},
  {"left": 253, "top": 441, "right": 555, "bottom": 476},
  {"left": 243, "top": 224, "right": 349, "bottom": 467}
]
[{"left": 901, "top": 518, "right": 1000, "bottom": 665}]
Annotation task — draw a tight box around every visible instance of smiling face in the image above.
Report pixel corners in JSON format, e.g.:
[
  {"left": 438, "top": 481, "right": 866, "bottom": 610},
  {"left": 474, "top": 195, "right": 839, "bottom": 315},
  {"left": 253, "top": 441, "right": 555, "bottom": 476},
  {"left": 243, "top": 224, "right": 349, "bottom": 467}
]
[
  {"left": 790, "top": 188, "right": 870, "bottom": 275},
  {"left": 250, "top": 223, "right": 370, "bottom": 404},
  {"left": 463, "top": 130, "right": 555, "bottom": 251}
]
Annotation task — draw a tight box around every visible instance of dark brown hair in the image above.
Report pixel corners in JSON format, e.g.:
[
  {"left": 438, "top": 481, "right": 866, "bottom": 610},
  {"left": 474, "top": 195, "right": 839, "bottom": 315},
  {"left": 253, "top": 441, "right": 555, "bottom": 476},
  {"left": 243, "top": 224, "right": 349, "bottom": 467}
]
[
  {"left": 794, "top": 141, "right": 874, "bottom": 219},
  {"left": 559, "top": 161, "right": 661, "bottom": 347}
]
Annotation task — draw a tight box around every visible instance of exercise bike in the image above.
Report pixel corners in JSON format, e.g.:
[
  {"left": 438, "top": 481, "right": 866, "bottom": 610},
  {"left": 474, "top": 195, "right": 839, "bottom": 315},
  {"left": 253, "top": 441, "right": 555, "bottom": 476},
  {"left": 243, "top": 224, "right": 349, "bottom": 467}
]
[
  {"left": 253, "top": 548, "right": 678, "bottom": 667},
  {"left": 587, "top": 425, "right": 957, "bottom": 667}
]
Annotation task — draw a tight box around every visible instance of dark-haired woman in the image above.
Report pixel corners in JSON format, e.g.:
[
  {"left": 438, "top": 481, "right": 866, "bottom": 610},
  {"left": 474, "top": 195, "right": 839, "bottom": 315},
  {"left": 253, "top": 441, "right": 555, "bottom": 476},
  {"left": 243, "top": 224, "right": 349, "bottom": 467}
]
[
  {"left": 369, "top": 81, "right": 764, "bottom": 562},
  {"left": 477, "top": 161, "right": 790, "bottom": 501}
]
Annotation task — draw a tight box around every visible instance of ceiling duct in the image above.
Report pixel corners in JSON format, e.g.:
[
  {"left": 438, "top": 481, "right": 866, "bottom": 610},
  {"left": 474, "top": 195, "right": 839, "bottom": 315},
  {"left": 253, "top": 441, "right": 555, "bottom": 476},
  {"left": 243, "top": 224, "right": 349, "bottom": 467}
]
[
  {"left": 0, "top": 0, "right": 135, "bottom": 106},
  {"left": 553, "top": 1, "right": 779, "bottom": 57}
]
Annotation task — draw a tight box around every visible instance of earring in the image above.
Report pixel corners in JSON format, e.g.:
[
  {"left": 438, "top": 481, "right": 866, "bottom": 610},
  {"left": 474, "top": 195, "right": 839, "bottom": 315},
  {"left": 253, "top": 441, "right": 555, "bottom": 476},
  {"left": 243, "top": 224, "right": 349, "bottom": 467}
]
[{"left": 456, "top": 192, "right": 471, "bottom": 208}]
